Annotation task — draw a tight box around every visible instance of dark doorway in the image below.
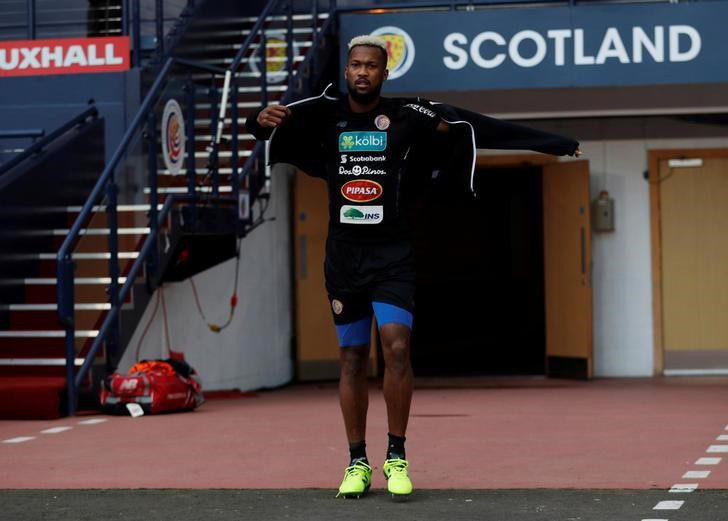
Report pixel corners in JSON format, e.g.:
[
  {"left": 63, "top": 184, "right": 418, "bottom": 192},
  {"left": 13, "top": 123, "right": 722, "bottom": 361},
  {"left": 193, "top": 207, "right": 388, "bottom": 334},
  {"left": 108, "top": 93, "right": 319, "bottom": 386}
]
[{"left": 410, "top": 165, "right": 545, "bottom": 376}]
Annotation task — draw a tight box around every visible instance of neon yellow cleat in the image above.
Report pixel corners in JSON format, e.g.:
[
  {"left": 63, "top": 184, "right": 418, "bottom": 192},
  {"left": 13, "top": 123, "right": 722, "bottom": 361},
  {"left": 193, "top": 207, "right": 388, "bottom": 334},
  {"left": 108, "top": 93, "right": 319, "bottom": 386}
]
[
  {"left": 383, "top": 458, "right": 413, "bottom": 497},
  {"left": 336, "top": 461, "right": 372, "bottom": 498}
]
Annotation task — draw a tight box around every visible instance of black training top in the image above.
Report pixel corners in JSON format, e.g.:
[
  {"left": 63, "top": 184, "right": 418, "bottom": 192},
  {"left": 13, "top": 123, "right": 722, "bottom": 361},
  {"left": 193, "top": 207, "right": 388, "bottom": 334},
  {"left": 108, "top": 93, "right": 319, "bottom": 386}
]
[
  {"left": 316, "top": 96, "right": 439, "bottom": 243},
  {"left": 246, "top": 86, "right": 579, "bottom": 245},
  {"left": 250, "top": 91, "right": 440, "bottom": 244}
]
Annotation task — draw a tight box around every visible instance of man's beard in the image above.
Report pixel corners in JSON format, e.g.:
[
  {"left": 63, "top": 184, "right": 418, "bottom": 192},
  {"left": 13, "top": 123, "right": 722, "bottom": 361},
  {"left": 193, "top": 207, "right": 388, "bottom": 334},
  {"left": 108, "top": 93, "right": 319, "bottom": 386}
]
[{"left": 347, "top": 81, "right": 382, "bottom": 105}]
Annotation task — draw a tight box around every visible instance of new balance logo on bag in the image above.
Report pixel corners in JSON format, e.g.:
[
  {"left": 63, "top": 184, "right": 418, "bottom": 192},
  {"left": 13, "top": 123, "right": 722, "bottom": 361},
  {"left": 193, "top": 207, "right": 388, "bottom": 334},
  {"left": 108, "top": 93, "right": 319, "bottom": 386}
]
[{"left": 100, "top": 358, "right": 204, "bottom": 415}]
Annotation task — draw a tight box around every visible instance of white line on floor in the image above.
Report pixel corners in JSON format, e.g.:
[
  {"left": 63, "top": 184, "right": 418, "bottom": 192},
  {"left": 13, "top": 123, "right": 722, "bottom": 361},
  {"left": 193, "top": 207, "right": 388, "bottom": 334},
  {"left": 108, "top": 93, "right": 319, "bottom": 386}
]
[
  {"left": 716, "top": 434, "right": 728, "bottom": 441},
  {"left": 641, "top": 519, "right": 668, "bottom": 521},
  {"left": 683, "top": 470, "right": 711, "bottom": 479},
  {"left": 653, "top": 500, "right": 684, "bottom": 510},
  {"left": 695, "top": 457, "right": 722, "bottom": 465},
  {"left": 78, "top": 418, "right": 108, "bottom": 425},
  {"left": 2, "top": 436, "right": 35, "bottom": 444},
  {"left": 40, "top": 426, "right": 73, "bottom": 434},
  {"left": 669, "top": 483, "right": 698, "bottom": 493},
  {"left": 706, "top": 445, "right": 728, "bottom": 453}
]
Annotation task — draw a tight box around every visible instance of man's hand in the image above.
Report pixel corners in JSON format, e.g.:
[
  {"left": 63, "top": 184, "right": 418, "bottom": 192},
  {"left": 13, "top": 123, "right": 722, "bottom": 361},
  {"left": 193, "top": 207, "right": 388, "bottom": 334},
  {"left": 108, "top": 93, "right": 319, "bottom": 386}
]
[
  {"left": 257, "top": 105, "right": 291, "bottom": 128},
  {"left": 574, "top": 148, "right": 582, "bottom": 157}
]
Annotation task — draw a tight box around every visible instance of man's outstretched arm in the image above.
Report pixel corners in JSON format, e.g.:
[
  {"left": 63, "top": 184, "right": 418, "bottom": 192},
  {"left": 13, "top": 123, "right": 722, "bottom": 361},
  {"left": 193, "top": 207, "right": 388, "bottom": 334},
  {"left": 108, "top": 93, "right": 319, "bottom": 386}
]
[
  {"left": 473, "top": 114, "right": 580, "bottom": 156},
  {"left": 433, "top": 104, "right": 581, "bottom": 157}
]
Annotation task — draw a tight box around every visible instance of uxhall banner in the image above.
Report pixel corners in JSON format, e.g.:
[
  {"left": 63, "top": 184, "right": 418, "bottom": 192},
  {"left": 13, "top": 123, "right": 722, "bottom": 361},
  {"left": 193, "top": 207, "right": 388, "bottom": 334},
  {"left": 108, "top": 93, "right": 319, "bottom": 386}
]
[
  {"left": 0, "top": 36, "right": 130, "bottom": 77},
  {"left": 339, "top": 3, "right": 728, "bottom": 92}
]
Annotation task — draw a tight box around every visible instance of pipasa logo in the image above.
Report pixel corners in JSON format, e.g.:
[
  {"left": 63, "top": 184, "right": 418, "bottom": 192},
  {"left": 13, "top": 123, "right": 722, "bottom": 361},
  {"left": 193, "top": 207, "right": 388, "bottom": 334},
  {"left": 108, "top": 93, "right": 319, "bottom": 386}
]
[
  {"left": 370, "top": 26, "right": 415, "bottom": 80},
  {"left": 339, "top": 132, "right": 387, "bottom": 152},
  {"left": 341, "top": 179, "right": 383, "bottom": 202},
  {"left": 340, "top": 205, "right": 383, "bottom": 225}
]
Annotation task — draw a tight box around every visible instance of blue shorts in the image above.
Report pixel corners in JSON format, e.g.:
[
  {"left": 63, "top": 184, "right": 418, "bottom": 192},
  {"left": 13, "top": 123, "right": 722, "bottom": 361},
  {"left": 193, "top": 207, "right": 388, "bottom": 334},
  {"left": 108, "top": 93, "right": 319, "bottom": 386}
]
[
  {"left": 325, "top": 239, "right": 416, "bottom": 347},
  {"left": 331, "top": 301, "right": 413, "bottom": 347}
]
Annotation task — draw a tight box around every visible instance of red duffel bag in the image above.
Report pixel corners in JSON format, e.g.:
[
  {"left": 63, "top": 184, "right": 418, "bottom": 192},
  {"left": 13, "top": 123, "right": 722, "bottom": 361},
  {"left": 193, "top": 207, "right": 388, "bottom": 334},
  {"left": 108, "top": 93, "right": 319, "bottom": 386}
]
[{"left": 100, "top": 358, "right": 204, "bottom": 415}]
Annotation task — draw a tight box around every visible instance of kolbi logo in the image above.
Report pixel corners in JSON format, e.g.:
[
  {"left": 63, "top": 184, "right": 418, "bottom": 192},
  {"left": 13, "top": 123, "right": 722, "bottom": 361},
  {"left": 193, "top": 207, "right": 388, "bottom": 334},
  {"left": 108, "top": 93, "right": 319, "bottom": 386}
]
[
  {"left": 339, "top": 132, "right": 387, "bottom": 152},
  {"left": 370, "top": 26, "right": 415, "bottom": 80},
  {"left": 340, "top": 205, "right": 384, "bottom": 225}
]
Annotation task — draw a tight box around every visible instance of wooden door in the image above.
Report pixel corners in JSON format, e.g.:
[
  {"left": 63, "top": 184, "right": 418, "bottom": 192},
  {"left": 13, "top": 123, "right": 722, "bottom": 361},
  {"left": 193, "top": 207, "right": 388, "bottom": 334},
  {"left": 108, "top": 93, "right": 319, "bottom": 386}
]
[
  {"left": 293, "top": 171, "right": 377, "bottom": 380},
  {"left": 659, "top": 157, "right": 728, "bottom": 372},
  {"left": 542, "top": 161, "right": 593, "bottom": 378}
]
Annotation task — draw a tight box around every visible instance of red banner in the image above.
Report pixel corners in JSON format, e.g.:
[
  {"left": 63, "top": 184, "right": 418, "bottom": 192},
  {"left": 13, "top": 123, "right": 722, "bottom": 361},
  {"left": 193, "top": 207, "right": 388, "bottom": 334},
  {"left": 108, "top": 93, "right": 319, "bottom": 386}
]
[{"left": 0, "top": 36, "right": 130, "bottom": 77}]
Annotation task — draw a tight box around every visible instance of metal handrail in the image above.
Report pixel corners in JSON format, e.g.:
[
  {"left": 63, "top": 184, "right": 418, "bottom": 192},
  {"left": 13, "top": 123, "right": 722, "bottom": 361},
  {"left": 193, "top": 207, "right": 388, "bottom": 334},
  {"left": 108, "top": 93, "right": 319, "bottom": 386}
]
[
  {"left": 0, "top": 129, "right": 45, "bottom": 140},
  {"left": 0, "top": 106, "right": 97, "bottom": 177}
]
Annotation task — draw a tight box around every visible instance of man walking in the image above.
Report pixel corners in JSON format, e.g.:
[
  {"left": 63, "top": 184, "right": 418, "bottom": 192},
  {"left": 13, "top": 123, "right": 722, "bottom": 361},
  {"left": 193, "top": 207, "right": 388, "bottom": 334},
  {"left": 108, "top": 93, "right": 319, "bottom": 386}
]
[{"left": 247, "top": 35, "right": 580, "bottom": 499}]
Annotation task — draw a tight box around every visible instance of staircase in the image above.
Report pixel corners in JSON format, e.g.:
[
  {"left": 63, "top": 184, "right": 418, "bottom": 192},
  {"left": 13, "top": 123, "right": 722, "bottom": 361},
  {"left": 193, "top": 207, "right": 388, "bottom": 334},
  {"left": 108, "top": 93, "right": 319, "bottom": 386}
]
[
  {"left": 156, "top": 8, "right": 332, "bottom": 201},
  {"left": 0, "top": 0, "right": 334, "bottom": 419},
  {"left": 0, "top": 111, "right": 118, "bottom": 419}
]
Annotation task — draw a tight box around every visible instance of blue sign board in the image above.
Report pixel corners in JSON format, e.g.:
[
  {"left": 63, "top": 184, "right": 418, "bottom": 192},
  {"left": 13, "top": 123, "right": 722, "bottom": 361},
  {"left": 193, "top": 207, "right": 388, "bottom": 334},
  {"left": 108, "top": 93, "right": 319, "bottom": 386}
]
[{"left": 339, "top": 3, "right": 728, "bottom": 91}]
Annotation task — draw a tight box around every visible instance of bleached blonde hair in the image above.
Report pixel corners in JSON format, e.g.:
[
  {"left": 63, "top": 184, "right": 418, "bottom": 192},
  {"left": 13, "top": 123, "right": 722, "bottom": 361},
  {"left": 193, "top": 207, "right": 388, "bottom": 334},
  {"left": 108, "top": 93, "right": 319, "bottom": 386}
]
[
  {"left": 347, "top": 35, "right": 388, "bottom": 65},
  {"left": 347, "top": 35, "right": 387, "bottom": 53}
]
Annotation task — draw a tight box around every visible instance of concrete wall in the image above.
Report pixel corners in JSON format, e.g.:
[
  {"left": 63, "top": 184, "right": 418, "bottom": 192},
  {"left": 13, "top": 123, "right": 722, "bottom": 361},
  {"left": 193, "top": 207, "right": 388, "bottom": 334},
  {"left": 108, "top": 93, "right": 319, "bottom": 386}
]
[
  {"left": 583, "top": 136, "right": 728, "bottom": 377},
  {"left": 119, "top": 167, "right": 294, "bottom": 391}
]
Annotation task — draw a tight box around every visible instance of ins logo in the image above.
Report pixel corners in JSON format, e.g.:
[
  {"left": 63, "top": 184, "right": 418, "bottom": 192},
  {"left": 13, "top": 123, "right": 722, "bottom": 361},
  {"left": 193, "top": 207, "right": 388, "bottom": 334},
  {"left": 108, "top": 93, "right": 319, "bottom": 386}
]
[
  {"left": 370, "top": 26, "right": 416, "bottom": 80},
  {"left": 341, "top": 179, "right": 382, "bottom": 202},
  {"left": 340, "top": 205, "right": 384, "bottom": 225},
  {"left": 339, "top": 131, "right": 387, "bottom": 152}
]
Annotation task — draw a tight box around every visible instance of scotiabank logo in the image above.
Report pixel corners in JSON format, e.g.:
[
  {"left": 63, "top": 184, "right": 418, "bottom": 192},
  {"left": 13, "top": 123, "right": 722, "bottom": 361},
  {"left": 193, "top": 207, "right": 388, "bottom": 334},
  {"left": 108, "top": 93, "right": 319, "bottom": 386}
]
[
  {"left": 341, "top": 179, "right": 382, "bottom": 202},
  {"left": 0, "top": 36, "right": 130, "bottom": 77}
]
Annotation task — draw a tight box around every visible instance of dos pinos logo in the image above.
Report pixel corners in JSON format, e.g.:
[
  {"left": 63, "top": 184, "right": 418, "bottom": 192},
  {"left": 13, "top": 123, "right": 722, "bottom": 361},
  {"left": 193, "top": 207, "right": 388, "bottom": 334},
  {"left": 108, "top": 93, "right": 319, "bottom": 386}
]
[
  {"left": 370, "top": 26, "right": 415, "bottom": 80},
  {"left": 339, "top": 132, "right": 387, "bottom": 152}
]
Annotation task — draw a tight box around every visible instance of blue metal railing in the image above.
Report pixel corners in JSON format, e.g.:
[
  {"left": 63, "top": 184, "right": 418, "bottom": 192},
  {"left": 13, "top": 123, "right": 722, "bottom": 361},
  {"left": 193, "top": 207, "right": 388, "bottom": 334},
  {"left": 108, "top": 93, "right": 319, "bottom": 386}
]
[
  {"left": 0, "top": 129, "right": 44, "bottom": 140},
  {"left": 0, "top": 107, "right": 97, "bottom": 180},
  {"left": 0, "top": 129, "right": 45, "bottom": 164},
  {"left": 57, "top": 0, "right": 333, "bottom": 415}
]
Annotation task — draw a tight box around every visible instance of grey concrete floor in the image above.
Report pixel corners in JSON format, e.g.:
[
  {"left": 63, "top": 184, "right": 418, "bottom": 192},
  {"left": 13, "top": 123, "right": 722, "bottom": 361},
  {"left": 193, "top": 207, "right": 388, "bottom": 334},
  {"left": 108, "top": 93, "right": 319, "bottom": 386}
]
[{"left": 2, "top": 489, "right": 727, "bottom": 521}]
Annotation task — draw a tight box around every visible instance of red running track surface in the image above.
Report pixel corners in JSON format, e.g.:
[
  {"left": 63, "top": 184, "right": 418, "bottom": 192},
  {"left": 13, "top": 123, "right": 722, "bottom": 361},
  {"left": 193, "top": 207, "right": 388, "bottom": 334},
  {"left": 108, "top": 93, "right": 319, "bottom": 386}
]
[{"left": 1, "top": 377, "right": 728, "bottom": 490}]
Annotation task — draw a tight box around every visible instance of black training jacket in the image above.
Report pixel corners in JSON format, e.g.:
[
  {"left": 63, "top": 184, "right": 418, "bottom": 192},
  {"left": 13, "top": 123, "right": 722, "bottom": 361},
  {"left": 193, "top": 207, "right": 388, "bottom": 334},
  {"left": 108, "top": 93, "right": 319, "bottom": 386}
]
[{"left": 246, "top": 84, "right": 579, "bottom": 243}]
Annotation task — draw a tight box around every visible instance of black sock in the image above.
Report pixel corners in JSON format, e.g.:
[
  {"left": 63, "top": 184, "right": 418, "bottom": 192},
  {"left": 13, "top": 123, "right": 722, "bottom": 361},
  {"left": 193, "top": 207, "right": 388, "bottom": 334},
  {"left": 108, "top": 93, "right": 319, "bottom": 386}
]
[
  {"left": 349, "top": 440, "right": 368, "bottom": 465},
  {"left": 386, "top": 433, "right": 406, "bottom": 460}
]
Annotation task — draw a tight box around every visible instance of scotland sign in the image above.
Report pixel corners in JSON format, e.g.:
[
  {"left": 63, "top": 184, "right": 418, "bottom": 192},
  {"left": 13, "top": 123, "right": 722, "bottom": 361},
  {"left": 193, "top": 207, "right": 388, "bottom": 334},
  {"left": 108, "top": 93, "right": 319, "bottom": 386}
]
[{"left": 339, "top": 3, "right": 728, "bottom": 91}]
